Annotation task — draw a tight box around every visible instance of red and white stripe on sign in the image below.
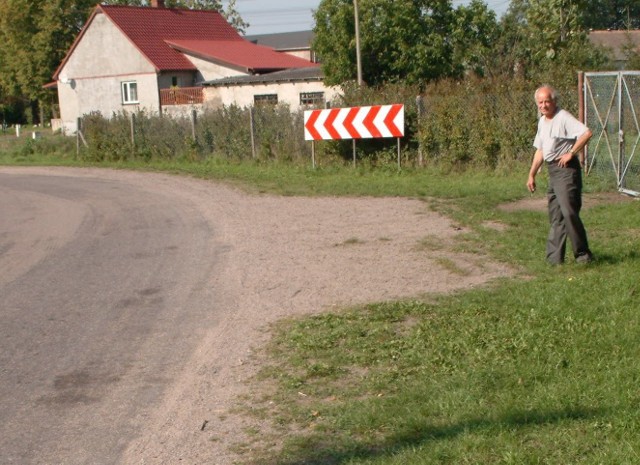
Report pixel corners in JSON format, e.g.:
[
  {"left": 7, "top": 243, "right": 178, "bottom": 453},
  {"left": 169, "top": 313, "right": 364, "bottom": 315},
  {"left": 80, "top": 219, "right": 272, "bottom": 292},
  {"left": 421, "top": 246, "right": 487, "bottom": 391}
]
[{"left": 304, "top": 104, "right": 404, "bottom": 141}]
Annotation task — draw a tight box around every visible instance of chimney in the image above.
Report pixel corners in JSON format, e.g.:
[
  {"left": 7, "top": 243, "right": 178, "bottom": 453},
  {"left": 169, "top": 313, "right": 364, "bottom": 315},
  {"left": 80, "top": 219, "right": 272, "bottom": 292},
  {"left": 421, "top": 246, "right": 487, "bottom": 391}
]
[{"left": 151, "top": 0, "right": 165, "bottom": 7}]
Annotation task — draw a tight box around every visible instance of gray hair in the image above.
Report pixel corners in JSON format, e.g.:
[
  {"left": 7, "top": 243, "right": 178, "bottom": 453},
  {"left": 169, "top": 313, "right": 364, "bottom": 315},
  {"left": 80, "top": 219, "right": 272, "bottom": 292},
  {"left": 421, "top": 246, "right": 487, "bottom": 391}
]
[{"left": 534, "top": 85, "right": 559, "bottom": 103}]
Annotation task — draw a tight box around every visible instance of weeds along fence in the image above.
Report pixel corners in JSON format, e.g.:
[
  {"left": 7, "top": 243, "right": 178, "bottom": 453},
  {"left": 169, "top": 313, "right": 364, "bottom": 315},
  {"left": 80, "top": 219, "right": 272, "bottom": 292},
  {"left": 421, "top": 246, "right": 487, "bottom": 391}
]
[
  {"left": 417, "top": 79, "right": 578, "bottom": 169},
  {"left": 78, "top": 105, "right": 310, "bottom": 163},
  {"left": 76, "top": 80, "right": 578, "bottom": 169}
]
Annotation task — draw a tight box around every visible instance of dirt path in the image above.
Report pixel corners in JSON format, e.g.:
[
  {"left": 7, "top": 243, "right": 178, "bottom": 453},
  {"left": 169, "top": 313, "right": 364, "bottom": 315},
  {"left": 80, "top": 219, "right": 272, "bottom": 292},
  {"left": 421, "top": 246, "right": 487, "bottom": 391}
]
[{"left": 1, "top": 167, "right": 512, "bottom": 464}]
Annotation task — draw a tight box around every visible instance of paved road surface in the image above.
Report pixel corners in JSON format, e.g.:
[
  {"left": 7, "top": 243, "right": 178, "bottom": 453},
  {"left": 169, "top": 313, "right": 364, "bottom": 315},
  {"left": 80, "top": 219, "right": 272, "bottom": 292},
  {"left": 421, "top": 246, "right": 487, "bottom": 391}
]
[{"left": 0, "top": 171, "right": 225, "bottom": 464}]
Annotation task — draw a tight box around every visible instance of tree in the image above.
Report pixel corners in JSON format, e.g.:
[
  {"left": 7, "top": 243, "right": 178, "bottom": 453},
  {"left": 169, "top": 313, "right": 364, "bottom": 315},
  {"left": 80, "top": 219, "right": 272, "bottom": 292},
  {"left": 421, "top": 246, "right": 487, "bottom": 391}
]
[
  {"left": 581, "top": 0, "right": 640, "bottom": 30},
  {"left": 314, "top": 0, "right": 463, "bottom": 86},
  {"left": 492, "top": 0, "right": 608, "bottom": 85},
  {"left": 450, "top": 0, "right": 499, "bottom": 78}
]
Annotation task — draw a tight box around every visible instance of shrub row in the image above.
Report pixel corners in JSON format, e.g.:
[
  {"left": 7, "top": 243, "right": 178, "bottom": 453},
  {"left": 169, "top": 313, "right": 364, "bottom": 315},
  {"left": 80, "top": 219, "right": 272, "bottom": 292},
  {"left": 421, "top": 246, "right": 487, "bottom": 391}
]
[{"left": 76, "top": 78, "right": 578, "bottom": 169}]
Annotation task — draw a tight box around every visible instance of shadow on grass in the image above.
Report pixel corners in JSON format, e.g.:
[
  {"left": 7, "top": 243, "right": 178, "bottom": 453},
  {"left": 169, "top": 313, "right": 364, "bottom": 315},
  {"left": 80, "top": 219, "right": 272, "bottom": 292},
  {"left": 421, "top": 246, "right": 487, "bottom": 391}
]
[
  {"left": 587, "top": 249, "right": 640, "bottom": 266},
  {"left": 273, "top": 405, "right": 605, "bottom": 465}
]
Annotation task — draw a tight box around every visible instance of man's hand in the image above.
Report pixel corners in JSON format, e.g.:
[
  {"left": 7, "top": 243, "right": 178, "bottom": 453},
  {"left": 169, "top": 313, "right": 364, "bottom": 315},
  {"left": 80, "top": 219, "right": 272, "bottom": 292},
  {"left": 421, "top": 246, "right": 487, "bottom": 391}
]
[
  {"left": 527, "top": 175, "right": 536, "bottom": 193},
  {"left": 558, "top": 152, "right": 574, "bottom": 167}
]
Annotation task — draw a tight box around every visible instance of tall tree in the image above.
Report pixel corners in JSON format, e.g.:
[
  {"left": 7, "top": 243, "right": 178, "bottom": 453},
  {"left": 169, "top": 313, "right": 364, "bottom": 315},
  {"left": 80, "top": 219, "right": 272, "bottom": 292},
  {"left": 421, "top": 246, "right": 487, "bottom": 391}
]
[
  {"left": 451, "top": 0, "right": 499, "bottom": 77},
  {"left": 313, "top": 0, "right": 463, "bottom": 86},
  {"left": 494, "top": 0, "right": 608, "bottom": 85},
  {"left": 581, "top": 0, "right": 640, "bottom": 30},
  {"left": 0, "top": 0, "right": 95, "bottom": 120}
]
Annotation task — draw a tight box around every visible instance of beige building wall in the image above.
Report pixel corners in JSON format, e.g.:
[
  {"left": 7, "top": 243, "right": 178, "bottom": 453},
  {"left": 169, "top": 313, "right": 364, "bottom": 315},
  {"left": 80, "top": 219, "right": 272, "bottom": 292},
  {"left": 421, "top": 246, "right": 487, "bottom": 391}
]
[
  {"left": 183, "top": 54, "right": 248, "bottom": 83},
  {"left": 283, "top": 50, "right": 312, "bottom": 61},
  {"left": 204, "top": 81, "right": 339, "bottom": 111},
  {"left": 56, "top": 11, "right": 159, "bottom": 133}
]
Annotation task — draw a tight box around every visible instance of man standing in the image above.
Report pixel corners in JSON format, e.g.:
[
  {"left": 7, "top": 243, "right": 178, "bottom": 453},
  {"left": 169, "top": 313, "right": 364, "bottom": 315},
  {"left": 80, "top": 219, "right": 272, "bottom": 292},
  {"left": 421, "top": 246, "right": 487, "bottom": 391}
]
[{"left": 527, "top": 85, "right": 594, "bottom": 265}]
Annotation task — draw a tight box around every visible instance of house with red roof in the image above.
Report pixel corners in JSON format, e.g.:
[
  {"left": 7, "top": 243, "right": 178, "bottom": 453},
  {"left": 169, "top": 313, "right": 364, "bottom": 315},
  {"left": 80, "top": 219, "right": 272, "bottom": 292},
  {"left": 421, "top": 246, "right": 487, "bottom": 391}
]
[
  {"left": 52, "top": 0, "right": 335, "bottom": 133},
  {"left": 588, "top": 30, "right": 640, "bottom": 68}
]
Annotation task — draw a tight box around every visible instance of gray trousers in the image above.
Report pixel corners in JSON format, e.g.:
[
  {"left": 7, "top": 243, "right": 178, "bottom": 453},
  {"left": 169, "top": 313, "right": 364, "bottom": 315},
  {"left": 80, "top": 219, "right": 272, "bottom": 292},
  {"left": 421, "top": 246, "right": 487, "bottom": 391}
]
[{"left": 546, "top": 158, "right": 591, "bottom": 264}]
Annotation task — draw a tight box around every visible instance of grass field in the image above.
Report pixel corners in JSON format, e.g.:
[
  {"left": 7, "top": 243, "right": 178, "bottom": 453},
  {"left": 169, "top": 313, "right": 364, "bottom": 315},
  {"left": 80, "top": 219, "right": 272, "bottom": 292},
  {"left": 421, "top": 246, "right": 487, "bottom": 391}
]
[{"left": 2, "top": 132, "right": 639, "bottom": 464}]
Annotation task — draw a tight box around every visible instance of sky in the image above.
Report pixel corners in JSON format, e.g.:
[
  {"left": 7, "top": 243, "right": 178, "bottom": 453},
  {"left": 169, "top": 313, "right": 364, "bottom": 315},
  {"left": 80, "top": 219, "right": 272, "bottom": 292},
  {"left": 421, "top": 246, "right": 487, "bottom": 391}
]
[{"left": 225, "top": 0, "right": 512, "bottom": 36}]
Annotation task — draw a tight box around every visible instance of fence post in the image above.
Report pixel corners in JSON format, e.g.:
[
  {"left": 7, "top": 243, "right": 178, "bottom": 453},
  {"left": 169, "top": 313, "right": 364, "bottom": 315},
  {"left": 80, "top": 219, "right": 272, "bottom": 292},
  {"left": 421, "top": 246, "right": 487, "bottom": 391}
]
[
  {"left": 352, "top": 139, "right": 357, "bottom": 168},
  {"left": 416, "top": 95, "right": 424, "bottom": 167},
  {"left": 130, "top": 113, "right": 135, "bottom": 157},
  {"left": 578, "top": 72, "right": 586, "bottom": 171},
  {"left": 76, "top": 118, "right": 80, "bottom": 156},
  {"left": 191, "top": 109, "right": 197, "bottom": 140},
  {"left": 249, "top": 106, "right": 256, "bottom": 159}
]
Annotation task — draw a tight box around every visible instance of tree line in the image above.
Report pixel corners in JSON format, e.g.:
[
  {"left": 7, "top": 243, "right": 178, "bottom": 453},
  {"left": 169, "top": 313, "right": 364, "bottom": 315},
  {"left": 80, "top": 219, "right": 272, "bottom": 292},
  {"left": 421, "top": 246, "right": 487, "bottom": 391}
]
[{"left": 0, "top": 0, "right": 638, "bottom": 127}]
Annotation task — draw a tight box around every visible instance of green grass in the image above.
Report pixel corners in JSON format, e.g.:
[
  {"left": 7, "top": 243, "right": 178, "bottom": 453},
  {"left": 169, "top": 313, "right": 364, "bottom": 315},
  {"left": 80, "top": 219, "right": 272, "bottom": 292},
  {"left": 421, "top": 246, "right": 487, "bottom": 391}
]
[{"left": 3, "top": 133, "right": 639, "bottom": 464}]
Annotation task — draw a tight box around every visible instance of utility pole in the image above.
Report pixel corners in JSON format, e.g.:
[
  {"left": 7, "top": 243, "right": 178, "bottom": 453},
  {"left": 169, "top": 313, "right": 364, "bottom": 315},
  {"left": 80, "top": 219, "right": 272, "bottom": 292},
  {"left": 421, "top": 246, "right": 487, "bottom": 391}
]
[{"left": 354, "top": 0, "right": 363, "bottom": 86}]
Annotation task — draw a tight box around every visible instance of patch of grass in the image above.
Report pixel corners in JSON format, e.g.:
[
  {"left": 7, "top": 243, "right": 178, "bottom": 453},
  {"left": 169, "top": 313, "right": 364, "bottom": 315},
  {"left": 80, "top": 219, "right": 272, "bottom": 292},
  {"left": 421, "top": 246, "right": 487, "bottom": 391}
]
[
  {"left": 433, "top": 257, "right": 471, "bottom": 276},
  {"left": 250, "top": 194, "right": 640, "bottom": 465},
  {"left": 414, "top": 235, "right": 447, "bottom": 252},
  {"left": 335, "top": 237, "right": 366, "bottom": 247}
]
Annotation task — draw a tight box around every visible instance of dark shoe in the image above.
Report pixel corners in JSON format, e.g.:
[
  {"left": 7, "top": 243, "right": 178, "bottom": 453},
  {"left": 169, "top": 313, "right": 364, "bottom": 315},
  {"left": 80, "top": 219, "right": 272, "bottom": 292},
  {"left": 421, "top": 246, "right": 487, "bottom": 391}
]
[{"left": 575, "top": 253, "right": 594, "bottom": 264}]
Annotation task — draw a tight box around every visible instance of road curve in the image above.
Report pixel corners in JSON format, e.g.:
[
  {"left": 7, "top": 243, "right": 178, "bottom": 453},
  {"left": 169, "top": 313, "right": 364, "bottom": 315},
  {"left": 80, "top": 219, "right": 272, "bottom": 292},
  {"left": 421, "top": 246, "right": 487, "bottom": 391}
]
[
  {"left": 0, "top": 170, "right": 228, "bottom": 464},
  {"left": 0, "top": 167, "right": 512, "bottom": 464}
]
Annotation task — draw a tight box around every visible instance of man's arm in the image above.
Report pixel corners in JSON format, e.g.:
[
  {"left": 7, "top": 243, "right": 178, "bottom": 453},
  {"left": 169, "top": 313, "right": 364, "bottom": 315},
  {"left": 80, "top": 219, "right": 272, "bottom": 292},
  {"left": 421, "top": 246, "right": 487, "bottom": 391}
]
[
  {"left": 558, "top": 128, "right": 593, "bottom": 168},
  {"left": 527, "top": 149, "right": 544, "bottom": 193}
]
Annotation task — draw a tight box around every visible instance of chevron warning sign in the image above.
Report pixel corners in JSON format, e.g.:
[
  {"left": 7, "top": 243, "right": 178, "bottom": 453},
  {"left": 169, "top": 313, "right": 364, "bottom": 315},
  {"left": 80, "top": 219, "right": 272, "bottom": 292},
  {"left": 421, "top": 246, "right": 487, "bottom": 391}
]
[{"left": 304, "top": 104, "right": 404, "bottom": 141}]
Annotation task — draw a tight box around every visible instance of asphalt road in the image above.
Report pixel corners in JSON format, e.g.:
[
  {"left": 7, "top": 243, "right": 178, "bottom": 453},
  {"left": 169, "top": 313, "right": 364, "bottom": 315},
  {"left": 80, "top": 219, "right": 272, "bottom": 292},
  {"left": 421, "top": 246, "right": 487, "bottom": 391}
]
[{"left": 0, "top": 171, "right": 225, "bottom": 464}]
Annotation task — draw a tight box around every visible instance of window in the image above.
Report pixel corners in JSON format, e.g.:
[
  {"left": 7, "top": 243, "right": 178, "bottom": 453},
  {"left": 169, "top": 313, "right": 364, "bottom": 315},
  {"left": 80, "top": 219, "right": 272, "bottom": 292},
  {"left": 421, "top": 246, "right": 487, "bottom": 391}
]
[
  {"left": 254, "top": 94, "right": 278, "bottom": 106},
  {"left": 300, "top": 92, "right": 325, "bottom": 106},
  {"left": 171, "top": 76, "right": 179, "bottom": 87},
  {"left": 121, "top": 81, "right": 138, "bottom": 104}
]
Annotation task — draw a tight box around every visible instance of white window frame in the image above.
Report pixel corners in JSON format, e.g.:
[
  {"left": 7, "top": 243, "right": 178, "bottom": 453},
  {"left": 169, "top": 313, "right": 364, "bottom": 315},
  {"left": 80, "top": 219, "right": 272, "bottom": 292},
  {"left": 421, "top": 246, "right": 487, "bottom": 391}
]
[{"left": 121, "top": 81, "right": 139, "bottom": 104}]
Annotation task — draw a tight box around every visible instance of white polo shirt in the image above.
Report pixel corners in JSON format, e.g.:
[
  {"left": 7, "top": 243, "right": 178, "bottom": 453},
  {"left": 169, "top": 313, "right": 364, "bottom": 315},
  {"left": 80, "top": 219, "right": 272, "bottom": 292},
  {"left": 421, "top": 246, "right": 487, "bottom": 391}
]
[{"left": 533, "top": 109, "right": 589, "bottom": 162}]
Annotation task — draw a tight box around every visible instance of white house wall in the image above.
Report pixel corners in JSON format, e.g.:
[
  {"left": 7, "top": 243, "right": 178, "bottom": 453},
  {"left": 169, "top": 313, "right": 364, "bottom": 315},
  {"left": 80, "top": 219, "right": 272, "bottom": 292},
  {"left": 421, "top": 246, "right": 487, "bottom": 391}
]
[
  {"left": 204, "top": 81, "right": 339, "bottom": 111},
  {"left": 184, "top": 54, "right": 247, "bottom": 83},
  {"left": 283, "top": 50, "right": 312, "bottom": 61},
  {"left": 57, "top": 11, "right": 159, "bottom": 132}
]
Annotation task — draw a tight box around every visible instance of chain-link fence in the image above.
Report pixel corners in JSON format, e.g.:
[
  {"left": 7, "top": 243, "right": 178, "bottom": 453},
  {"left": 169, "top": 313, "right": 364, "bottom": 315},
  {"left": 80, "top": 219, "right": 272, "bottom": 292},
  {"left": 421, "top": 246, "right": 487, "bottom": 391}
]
[{"left": 584, "top": 71, "right": 640, "bottom": 194}]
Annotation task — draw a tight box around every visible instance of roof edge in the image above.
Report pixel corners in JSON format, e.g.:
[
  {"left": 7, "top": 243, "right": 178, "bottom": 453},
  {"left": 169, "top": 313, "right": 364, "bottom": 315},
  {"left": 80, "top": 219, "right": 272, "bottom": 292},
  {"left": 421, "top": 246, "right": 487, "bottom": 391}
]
[{"left": 165, "top": 41, "right": 251, "bottom": 74}]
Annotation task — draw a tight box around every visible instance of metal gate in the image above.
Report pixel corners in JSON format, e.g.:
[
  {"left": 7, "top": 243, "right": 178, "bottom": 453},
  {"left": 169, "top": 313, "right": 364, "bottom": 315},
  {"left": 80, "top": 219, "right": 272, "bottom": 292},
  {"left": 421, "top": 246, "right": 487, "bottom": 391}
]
[{"left": 583, "top": 71, "right": 640, "bottom": 196}]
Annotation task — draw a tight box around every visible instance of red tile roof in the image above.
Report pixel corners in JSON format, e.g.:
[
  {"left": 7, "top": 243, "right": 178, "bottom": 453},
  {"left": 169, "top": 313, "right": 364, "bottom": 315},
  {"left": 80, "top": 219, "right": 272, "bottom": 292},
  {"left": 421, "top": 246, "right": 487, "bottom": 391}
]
[
  {"left": 103, "top": 5, "right": 242, "bottom": 72},
  {"left": 54, "top": 4, "right": 317, "bottom": 79},
  {"left": 166, "top": 39, "right": 319, "bottom": 73}
]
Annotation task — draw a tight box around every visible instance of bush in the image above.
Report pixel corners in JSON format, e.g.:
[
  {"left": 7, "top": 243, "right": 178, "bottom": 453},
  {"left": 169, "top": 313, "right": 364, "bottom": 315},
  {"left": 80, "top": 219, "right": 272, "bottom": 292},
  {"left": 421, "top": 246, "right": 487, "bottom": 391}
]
[{"left": 418, "top": 77, "right": 576, "bottom": 170}]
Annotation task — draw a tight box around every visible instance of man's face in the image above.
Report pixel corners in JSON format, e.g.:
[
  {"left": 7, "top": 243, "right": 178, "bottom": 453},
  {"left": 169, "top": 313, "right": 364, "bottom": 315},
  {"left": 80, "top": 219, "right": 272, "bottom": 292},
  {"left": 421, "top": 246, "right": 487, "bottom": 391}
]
[{"left": 536, "top": 89, "right": 557, "bottom": 118}]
